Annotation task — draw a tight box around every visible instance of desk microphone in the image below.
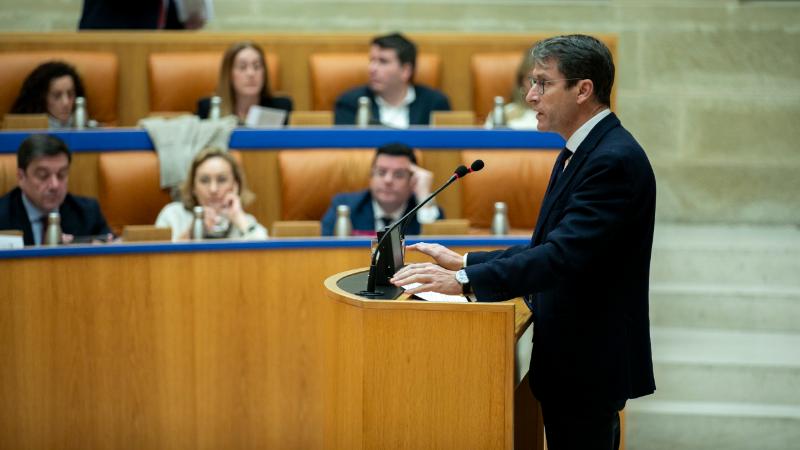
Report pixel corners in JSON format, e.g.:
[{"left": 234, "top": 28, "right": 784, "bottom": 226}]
[{"left": 359, "top": 160, "right": 485, "bottom": 297}]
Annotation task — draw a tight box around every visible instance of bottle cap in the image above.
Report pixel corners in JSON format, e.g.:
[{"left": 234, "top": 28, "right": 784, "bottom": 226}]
[
  {"left": 494, "top": 201, "right": 507, "bottom": 211},
  {"left": 336, "top": 204, "right": 350, "bottom": 215}
]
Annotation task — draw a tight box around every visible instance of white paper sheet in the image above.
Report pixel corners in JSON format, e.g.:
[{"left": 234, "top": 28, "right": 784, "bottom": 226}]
[{"left": 402, "top": 283, "right": 468, "bottom": 303}]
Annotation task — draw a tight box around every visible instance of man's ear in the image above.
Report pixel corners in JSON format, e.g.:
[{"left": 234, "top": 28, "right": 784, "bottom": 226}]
[
  {"left": 401, "top": 63, "right": 413, "bottom": 83},
  {"left": 576, "top": 79, "right": 595, "bottom": 105},
  {"left": 16, "top": 167, "right": 24, "bottom": 184}
]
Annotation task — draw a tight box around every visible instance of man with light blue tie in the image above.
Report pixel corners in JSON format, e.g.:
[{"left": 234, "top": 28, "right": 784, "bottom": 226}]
[{"left": 0, "top": 134, "right": 111, "bottom": 246}]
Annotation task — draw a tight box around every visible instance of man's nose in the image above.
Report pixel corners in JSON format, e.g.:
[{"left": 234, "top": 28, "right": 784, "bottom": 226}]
[{"left": 46, "top": 174, "right": 60, "bottom": 189}]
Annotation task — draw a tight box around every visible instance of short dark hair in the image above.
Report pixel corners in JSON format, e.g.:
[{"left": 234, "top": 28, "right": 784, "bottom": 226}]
[
  {"left": 17, "top": 134, "right": 72, "bottom": 171},
  {"left": 10, "top": 61, "right": 86, "bottom": 115},
  {"left": 371, "top": 32, "right": 417, "bottom": 79},
  {"left": 374, "top": 142, "right": 417, "bottom": 165},
  {"left": 532, "top": 34, "right": 615, "bottom": 106}
]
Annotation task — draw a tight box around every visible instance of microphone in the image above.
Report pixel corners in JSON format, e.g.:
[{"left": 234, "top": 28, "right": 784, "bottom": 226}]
[{"left": 358, "top": 161, "right": 485, "bottom": 297}]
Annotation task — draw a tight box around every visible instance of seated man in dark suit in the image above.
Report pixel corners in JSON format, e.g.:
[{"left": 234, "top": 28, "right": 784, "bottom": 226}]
[
  {"left": 0, "top": 134, "right": 112, "bottom": 246},
  {"left": 334, "top": 33, "right": 451, "bottom": 128},
  {"left": 321, "top": 143, "right": 443, "bottom": 236}
]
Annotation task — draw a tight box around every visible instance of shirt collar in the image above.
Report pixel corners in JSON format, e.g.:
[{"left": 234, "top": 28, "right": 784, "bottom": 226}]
[
  {"left": 564, "top": 108, "right": 611, "bottom": 153},
  {"left": 20, "top": 192, "right": 50, "bottom": 224},
  {"left": 374, "top": 85, "right": 416, "bottom": 108}
]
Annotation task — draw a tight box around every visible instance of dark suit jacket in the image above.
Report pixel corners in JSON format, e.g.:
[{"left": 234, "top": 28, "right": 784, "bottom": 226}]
[
  {"left": 196, "top": 95, "right": 293, "bottom": 125},
  {"left": 79, "top": 0, "right": 183, "bottom": 29},
  {"left": 465, "top": 113, "right": 657, "bottom": 405},
  {"left": 333, "top": 85, "right": 451, "bottom": 126},
  {"left": 0, "top": 187, "right": 112, "bottom": 246},
  {"left": 320, "top": 189, "right": 443, "bottom": 236}
]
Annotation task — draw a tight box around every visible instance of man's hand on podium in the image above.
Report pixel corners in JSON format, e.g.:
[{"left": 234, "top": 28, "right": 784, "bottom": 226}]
[
  {"left": 390, "top": 262, "right": 460, "bottom": 296},
  {"left": 405, "top": 242, "right": 463, "bottom": 271}
]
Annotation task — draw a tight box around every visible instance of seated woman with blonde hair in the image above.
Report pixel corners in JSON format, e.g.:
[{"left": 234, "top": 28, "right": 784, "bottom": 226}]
[{"left": 155, "top": 147, "right": 268, "bottom": 241}]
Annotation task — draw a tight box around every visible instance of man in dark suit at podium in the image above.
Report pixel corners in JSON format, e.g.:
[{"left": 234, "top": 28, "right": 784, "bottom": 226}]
[{"left": 391, "top": 34, "right": 656, "bottom": 450}]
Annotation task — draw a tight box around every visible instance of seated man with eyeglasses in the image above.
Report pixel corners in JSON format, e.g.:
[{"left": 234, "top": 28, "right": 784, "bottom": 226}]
[{"left": 320, "top": 142, "right": 443, "bottom": 236}]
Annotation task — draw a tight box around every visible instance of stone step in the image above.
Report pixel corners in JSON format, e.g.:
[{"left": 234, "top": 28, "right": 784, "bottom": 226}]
[
  {"left": 650, "top": 224, "right": 800, "bottom": 286},
  {"left": 649, "top": 283, "right": 800, "bottom": 333},
  {"left": 649, "top": 327, "right": 800, "bottom": 405},
  {"left": 625, "top": 400, "right": 800, "bottom": 450}
]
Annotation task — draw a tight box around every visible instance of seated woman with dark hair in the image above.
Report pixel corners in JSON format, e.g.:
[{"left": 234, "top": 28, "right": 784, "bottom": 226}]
[
  {"left": 155, "top": 147, "right": 268, "bottom": 241},
  {"left": 197, "top": 41, "right": 292, "bottom": 125},
  {"left": 10, "top": 61, "right": 87, "bottom": 129}
]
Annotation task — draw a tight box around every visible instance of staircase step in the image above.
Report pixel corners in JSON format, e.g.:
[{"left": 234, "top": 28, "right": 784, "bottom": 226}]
[
  {"left": 650, "top": 283, "right": 800, "bottom": 333},
  {"left": 625, "top": 400, "right": 800, "bottom": 450},
  {"left": 650, "top": 224, "right": 800, "bottom": 286}
]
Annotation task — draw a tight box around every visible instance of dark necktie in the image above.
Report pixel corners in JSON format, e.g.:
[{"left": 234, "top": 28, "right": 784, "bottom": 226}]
[
  {"left": 380, "top": 216, "right": 394, "bottom": 229},
  {"left": 545, "top": 147, "right": 573, "bottom": 194}
]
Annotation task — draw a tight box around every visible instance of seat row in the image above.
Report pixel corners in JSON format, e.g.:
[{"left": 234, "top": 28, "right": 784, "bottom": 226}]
[
  {"left": 0, "top": 50, "right": 527, "bottom": 127},
  {"left": 0, "top": 147, "right": 558, "bottom": 236}
]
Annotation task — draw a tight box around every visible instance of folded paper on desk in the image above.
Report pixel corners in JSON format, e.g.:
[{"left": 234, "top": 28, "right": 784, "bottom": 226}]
[
  {"left": 403, "top": 283, "right": 467, "bottom": 303},
  {"left": 0, "top": 234, "right": 23, "bottom": 249},
  {"left": 245, "top": 106, "right": 287, "bottom": 128}
]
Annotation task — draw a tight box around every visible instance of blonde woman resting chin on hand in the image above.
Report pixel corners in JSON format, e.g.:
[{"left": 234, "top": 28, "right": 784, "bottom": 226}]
[{"left": 155, "top": 147, "right": 268, "bottom": 241}]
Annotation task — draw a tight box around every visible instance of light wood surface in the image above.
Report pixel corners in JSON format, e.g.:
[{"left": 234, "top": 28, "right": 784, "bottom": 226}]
[
  {"left": 0, "top": 243, "right": 537, "bottom": 449},
  {"left": 324, "top": 268, "right": 529, "bottom": 449},
  {"left": 0, "top": 32, "right": 617, "bottom": 126}
]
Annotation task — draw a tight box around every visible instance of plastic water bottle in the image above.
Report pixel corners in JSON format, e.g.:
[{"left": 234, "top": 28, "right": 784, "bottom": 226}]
[
  {"left": 334, "top": 205, "right": 352, "bottom": 238},
  {"left": 209, "top": 96, "right": 222, "bottom": 120},
  {"left": 192, "top": 206, "right": 205, "bottom": 240},
  {"left": 490, "top": 96, "right": 505, "bottom": 129},
  {"left": 74, "top": 97, "right": 86, "bottom": 130},
  {"left": 45, "top": 211, "right": 62, "bottom": 246},
  {"left": 356, "top": 96, "right": 371, "bottom": 127},
  {"left": 491, "top": 201, "right": 509, "bottom": 236}
]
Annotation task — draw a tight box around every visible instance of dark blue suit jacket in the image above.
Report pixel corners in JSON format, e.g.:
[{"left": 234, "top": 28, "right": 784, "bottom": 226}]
[
  {"left": 320, "top": 189, "right": 443, "bottom": 236},
  {"left": 333, "top": 85, "right": 451, "bottom": 126},
  {"left": 0, "top": 187, "right": 111, "bottom": 246},
  {"left": 79, "top": 0, "right": 183, "bottom": 29},
  {"left": 466, "top": 113, "right": 657, "bottom": 405}
]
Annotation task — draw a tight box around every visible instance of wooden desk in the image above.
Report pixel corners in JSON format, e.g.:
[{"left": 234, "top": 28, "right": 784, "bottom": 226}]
[{"left": 0, "top": 237, "right": 538, "bottom": 449}]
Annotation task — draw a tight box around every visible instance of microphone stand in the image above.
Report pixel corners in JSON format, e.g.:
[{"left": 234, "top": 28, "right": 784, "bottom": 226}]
[{"left": 358, "top": 166, "right": 469, "bottom": 297}]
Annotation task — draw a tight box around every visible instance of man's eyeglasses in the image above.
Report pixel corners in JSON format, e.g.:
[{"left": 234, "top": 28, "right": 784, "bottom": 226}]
[
  {"left": 372, "top": 168, "right": 412, "bottom": 180},
  {"left": 523, "top": 77, "right": 584, "bottom": 96}
]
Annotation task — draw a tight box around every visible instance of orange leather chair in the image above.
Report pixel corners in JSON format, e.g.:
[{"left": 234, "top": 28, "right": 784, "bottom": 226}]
[
  {"left": 470, "top": 52, "right": 523, "bottom": 123},
  {"left": 308, "top": 53, "right": 442, "bottom": 111},
  {"left": 278, "top": 149, "right": 373, "bottom": 220},
  {"left": 147, "top": 51, "right": 280, "bottom": 114},
  {"left": 97, "top": 151, "right": 173, "bottom": 234},
  {"left": 460, "top": 149, "right": 558, "bottom": 230},
  {"left": 0, "top": 51, "right": 119, "bottom": 125},
  {"left": 0, "top": 154, "right": 17, "bottom": 196}
]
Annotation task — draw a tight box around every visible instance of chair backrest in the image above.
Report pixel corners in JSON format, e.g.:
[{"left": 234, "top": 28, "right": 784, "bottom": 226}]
[
  {"left": 0, "top": 51, "right": 119, "bottom": 125},
  {"left": 308, "top": 52, "right": 442, "bottom": 111},
  {"left": 470, "top": 52, "right": 522, "bottom": 123},
  {"left": 2, "top": 113, "right": 49, "bottom": 130},
  {"left": 0, "top": 154, "right": 17, "bottom": 197},
  {"left": 97, "top": 151, "right": 172, "bottom": 234},
  {"left": 147, "top": 51, "right": 280, "bottom": 114},
  {"left": 430, "top": 110, "right": 476, "bottom": 127},
  {"left": 278, "top": 149, "right": 374, "bottom": 220},
  {"left": 460, "top": 149, "right": 558, "bottom": 229}
]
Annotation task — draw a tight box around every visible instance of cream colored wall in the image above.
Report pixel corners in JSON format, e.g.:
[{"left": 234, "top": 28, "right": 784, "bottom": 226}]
[{"left": 2, "top": 0, "right": 799, "bottom": 224}]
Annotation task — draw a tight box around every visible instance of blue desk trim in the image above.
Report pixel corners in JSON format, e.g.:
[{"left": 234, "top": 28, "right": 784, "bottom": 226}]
[
  {"left": 0, "top": 128, "right": 564, "bottom": 153},
  {"left": 0, "top": 236, "right": 529, "bottom": 260}
]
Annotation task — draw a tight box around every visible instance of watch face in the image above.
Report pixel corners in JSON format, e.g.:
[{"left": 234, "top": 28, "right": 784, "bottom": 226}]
[{"left": 456, "top": 270, "right": 468, "bottom": 284}]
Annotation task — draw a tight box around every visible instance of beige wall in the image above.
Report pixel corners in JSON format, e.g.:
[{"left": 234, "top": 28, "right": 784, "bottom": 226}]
[{"left": 1, "top": 0, "right": 799, "bottom": 224}]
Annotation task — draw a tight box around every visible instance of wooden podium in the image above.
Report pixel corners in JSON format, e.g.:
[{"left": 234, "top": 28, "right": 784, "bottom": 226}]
[{"left": 323, "top": 268, "right": 543, "bottom": 449}]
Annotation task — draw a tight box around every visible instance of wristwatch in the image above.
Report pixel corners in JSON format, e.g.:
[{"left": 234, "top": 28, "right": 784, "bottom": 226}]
[{"left": 455, "top": 269, "right": 472, "bottom": 297}]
